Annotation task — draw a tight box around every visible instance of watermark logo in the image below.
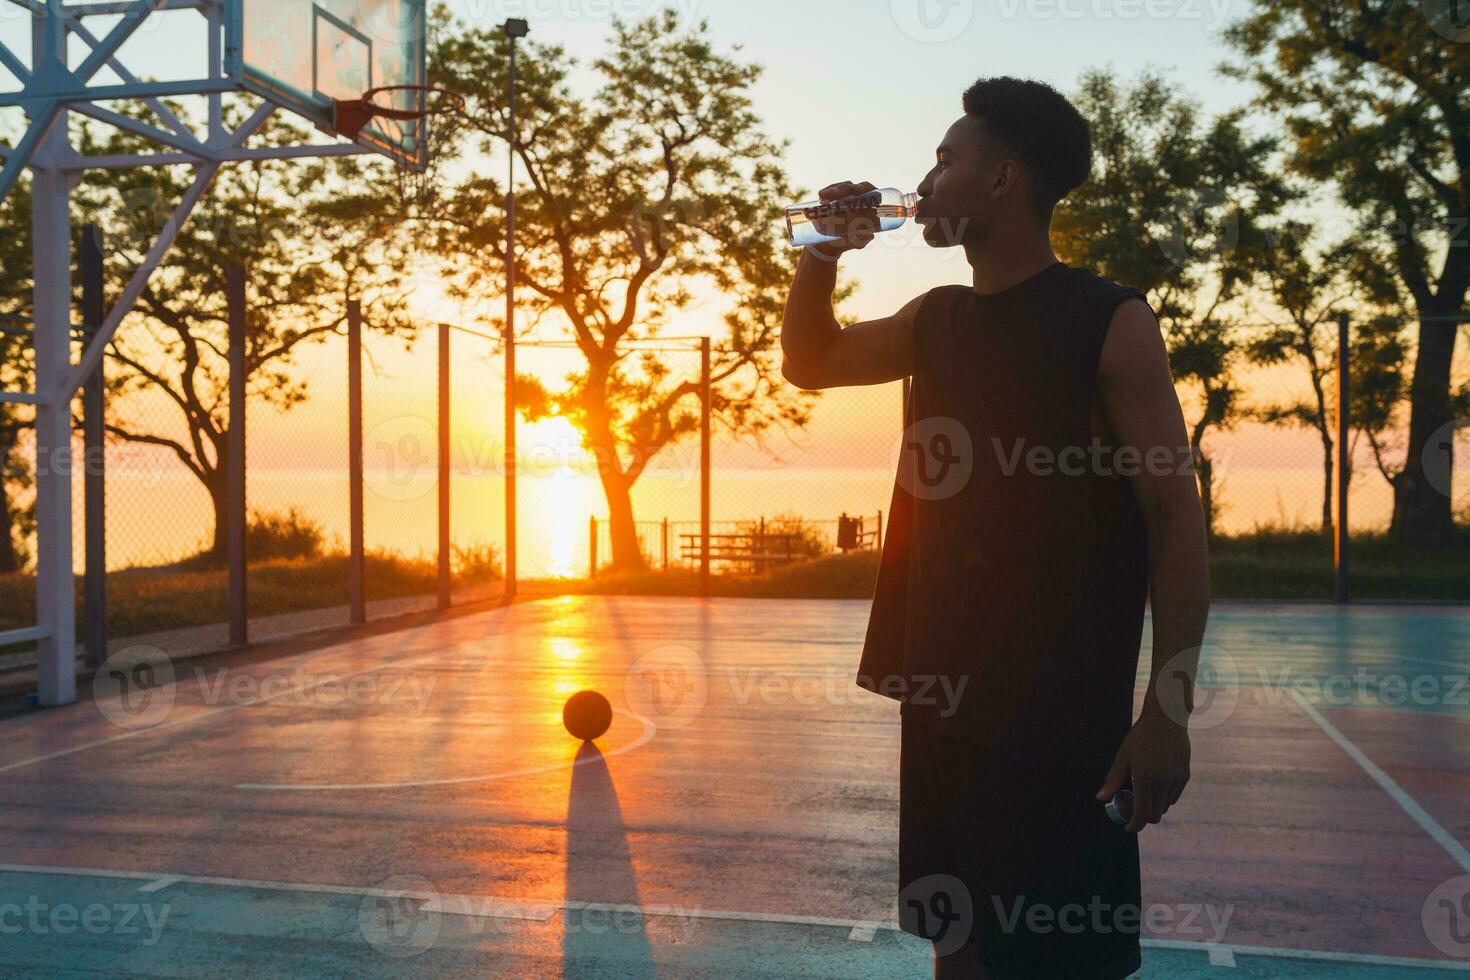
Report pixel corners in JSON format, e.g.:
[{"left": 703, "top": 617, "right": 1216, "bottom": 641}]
[
  {"left": 93, "top": 646, "right": 175, "bottom": 730},
  {"left": 993, "top": 0, "right": 1235, "bottom": 30},
  {"left": 895, "top": 416, "right": 973, "bottom": 500},
  {"left": 991, "top": 897, "right": 1232, "bottom": 942},
  {"left": 900, "top": 874, "right": 974, "bottom": 956},
  {"left": 365, "top": 414, "right": 440, "bottom": 502},
  {"left": 1154, "top": 645, "right": 1238, "bottom": 730},
  {"left": 890, "top": 0, "right": 975, "bottom": 43},
  {"left": 1155, "top": 187, "right": 1240, "bottom": 269},
  {"left": 453, "top": 0, "right": 704, "bottom": 25},
  {"left": 0, "top": 898, "right": 172, "bottom": 946},
  {"left": 1422, "top": 0, "right": 1470, "bottom": 42},
  {"left": 1423, "top": 418, "right": 1468, "bottom": 500},
  {"left": 359, "top": 875, "right": 442, "bottom": 959},
  {"left": 1423, "top": 875, "right": 1470, "bottom": 959},
  {"left": 624, "top": 644, "right": 707, "bottom": 730}
]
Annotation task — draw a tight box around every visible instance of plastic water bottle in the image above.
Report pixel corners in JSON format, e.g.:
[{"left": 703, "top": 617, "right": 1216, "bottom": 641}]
[{"left": 785, "top": 187, "right": 920, "bottom": 248}]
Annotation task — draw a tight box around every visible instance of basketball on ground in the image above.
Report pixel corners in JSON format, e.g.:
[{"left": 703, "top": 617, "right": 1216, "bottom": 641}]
[{"left": 563, "top": 690, "right": 613, "bottom": 742}]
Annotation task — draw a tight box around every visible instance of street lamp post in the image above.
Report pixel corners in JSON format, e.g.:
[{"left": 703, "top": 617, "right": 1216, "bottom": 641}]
[{"left": 503, "top": 18, "right": 528, "bottom": 602}]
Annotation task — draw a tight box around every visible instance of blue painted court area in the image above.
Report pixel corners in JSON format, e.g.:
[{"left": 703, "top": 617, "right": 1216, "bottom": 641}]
[
  {"left": 2, "top": 596, "right": 1469, "bottom": 978},
  {"left": 0, "top": 869, "right": 1458, "bottom": 979}
]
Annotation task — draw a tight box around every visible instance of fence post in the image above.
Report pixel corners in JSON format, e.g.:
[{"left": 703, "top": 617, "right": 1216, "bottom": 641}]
[
  {"left": 589, "top": 517, "right": 598, "bottom": 579},
  {"left": 348, "top": 298, "right": 365, "bottom": 625},
  {"left": 876, "top": 509, "right": 884, "bottom": 551},
  {"left": 756, "top": 516, "right": 766, "bottom": 575},
  {"left": 226, "top": 265, "right": 248, "bottom": 648},
  {"left": 700, "top": 337, "right": 711, "bottom": 596},
  {"left": 438, "top": 322, "right": 451, "bottom": 612},
  {"left": 1335, "top": 313, "right": 1350, "bottom": 604},
  {"left": 80, "top": 225, "right": 107, "bottom": 669}
]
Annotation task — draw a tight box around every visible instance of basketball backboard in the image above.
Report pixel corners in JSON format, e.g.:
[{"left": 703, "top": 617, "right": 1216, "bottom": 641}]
[{"left": 235, "top": 0, "right": 429, "bottom": 170}]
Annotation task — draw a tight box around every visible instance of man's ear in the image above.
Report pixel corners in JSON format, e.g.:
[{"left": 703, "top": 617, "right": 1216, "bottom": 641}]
[{"left": 991, "top": 158, "right": 1021, "bottom": 200}]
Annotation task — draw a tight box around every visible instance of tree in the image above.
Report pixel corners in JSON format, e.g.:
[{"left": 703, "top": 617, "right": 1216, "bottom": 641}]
[
  {"left": 431, "top": 12, "right": 817, "bottom": 571},
  {"left": 1055, "top": 70, "right": 1292, "bottom": 534},
  {"left": 1350, "top": 314, "right": 1413, "bottom": 489},
  {"left": 73, "top": 110, "right": 415, "bottom": 564},
  {"left": 1244, "top": 227, "right": 1370, "bottom": 531},
  {"left": 1226, "top": 1, "right": 1470, "bottom": 545}
]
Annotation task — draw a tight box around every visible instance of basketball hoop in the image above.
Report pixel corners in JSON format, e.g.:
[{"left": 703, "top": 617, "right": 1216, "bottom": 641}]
[
  {"left": 334, "top": 84, "right": 467, "bottom": 142},
  {"left": 334, "top": 84, "right": 467, "bottom": 201}
]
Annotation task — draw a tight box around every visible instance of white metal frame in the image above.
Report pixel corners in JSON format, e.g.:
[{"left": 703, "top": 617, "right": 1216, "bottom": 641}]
[{"left": 0, "top": 0, "right": 371, "bottom": 705}]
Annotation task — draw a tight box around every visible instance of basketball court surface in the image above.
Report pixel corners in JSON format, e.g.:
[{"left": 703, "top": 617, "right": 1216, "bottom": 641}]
[{"left": 2, "top": 595, "right": 1468, "bottom": 977}]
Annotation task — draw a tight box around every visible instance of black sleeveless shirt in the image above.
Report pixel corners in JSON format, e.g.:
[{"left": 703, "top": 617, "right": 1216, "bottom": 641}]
[{"left": 860, "top": 262, "right": 1151, "bottom": 770}]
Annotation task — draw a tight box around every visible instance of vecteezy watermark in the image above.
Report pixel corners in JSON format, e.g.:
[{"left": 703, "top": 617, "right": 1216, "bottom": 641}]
[
  {"left": 362, "top": 419, "right": 702, "bottom": 502},
  {"left": 359, "top": 875, "right": 442, "bottom": 959},
  {"left": 728, "top": 668, "right": 970, "bottom": 717},
  {"left": 365, "top": 414, "right": 440, "bottom": 503},
  {"left": 1422, "top": 0, "right": 1470, "bottom": 43},
  {"left": 901, "top": 875, "right": 974, "bottom": 956},
  {"left": 1423, "top": 875, "right": 1470, "bottom": 959},
  {"left": 0, "top": 898, "right": 172, "bottom": 947},
  {"left": 189, "top": 665, "right": 437, "bottom": 715},
  {"left": 1152, "top": 658, "right": 1470, "bottom": 720},
  {"left": 994, "top": 0, "right": 1235, "bottom": 30},
  {"left": 93, "top": 649, "right": 438, "bottom": 731},
  {"left": 990, "top": 897, "right": 1233, "bottom": 943},
  {"left": 1423, "top": 418, "right": 1469, "bottom": 500},
  {"left": 1262, "top": 666, "right": 1469, "bottom": 711},
  {"left": 889, "top": 0, "right": 976, "bottom": 43},
  {"left": 1151, "top": 645, "right": 1238, "bottom": 731},
  {"left": 93, "top": 646, "right": 176, "bottom": 730},
  {"left": 24, "top": 441, "right": 173, "bottom": 489},
  {"left": 357, "top": 873, "right": 702, "bottom": 960},
  {"left": 438, "top": 896, "right": 702, "bottom": 940},
  {"left": 1154, "top": 187, "right": 1241, "bottom": 269},
  {"left": 895, "top": 416, "right": 974, "bottom": 500},
  {"left": 453, "top": 0, "right": 704, "bottom": 25},
  {"left": 624, "top": 644, "right": 708, "bottom": 730},
  {"left": 990, "top": 438, "right": 1202, "bottom": 480},
  {"left": 0, "top": 1, "right": 174, "bottom": 31}
]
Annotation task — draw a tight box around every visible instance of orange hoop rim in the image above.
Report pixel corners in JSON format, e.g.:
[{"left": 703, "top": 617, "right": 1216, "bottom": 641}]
[{"left": 357, "top": 84, "right": 467, "bottom": 121}]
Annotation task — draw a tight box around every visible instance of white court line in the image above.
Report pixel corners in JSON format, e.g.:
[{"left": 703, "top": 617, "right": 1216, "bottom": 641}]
[
  {"left": 0, "top": 650, "right": 442, "bottom": 775},
  {"left": 137, "top": 875, "right": 180, "bottom": 893},
  {"left": 2, "top": 861, "right": 1469, "bottom": 970},
  {"left": 1290, "top": 689, "right": 1470, "bottom": 874}
]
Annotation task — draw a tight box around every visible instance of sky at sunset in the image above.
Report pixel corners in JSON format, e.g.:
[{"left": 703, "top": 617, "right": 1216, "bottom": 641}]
[{"left": 3, "top": 1, "right": 1466, "bottom": 570}]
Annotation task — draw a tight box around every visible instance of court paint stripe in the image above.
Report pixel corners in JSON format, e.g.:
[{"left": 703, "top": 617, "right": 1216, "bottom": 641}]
[
  {"left": 2, "top": 862, "right": 1469, "bottom": 970},
  {"left": 137, "top": 875, "right": 180, "bottom": 893},
  {"left": 1290, "top": 689, "right": 1470, "bottom": 874},
  {"left": 0, "top": 650, "right": 442, "bottom": 776}
]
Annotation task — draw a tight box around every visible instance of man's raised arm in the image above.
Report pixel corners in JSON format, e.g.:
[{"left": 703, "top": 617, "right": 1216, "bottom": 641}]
[{"left": 780, "top": 180, "right": 923, "bottom": 391}]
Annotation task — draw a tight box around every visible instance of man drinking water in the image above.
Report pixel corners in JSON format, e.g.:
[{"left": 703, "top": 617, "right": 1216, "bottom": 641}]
[{"left": 780, "top": 76, "right": 1211, "bottom": 979}]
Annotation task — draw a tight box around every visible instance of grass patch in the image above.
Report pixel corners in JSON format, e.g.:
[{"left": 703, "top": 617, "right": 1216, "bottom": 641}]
[
  {"left": 0, "top": 546, "right": 502, "bottom": 654},
  {"left": 2, "top": 527, "right": 1464, "bottom": 661},
  {"left": 562, "top": 528, "right": 1468, "bottom": 602}
]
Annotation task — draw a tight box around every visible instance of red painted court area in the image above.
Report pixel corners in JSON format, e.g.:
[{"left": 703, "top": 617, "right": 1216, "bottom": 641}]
[{"left": 1, "top": 596, "right": 1468, "bottom": 976}]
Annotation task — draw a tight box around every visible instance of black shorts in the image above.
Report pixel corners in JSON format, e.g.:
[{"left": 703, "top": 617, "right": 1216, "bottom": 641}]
[{"left": 899, "top": 718, "right": 1143, "bottom": 979}]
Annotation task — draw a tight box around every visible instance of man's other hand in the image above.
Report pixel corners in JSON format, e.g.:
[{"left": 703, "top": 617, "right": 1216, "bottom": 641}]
[{"left": 1096, "top": 711, "right": 1191, "bottom": 833}]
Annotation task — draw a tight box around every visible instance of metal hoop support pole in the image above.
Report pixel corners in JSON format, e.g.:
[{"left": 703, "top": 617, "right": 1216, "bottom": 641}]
[{"left": 503, "top": 19, "right": 528, "bottom": 600}]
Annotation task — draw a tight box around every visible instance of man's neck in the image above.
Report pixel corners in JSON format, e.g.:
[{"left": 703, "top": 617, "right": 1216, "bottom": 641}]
[{"left": 964, "top": 229, "right": 1060, "bottom": 296}]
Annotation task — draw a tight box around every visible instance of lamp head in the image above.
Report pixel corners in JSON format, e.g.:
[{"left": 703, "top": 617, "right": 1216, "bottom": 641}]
[{"left": 504, "top": 18, "right": 530, "bottom": 38}]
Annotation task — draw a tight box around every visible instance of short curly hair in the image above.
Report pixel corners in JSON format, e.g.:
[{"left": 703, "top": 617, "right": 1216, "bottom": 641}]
[{"left": 961, "top": 76, "right": 1093, "bottom": 215}]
